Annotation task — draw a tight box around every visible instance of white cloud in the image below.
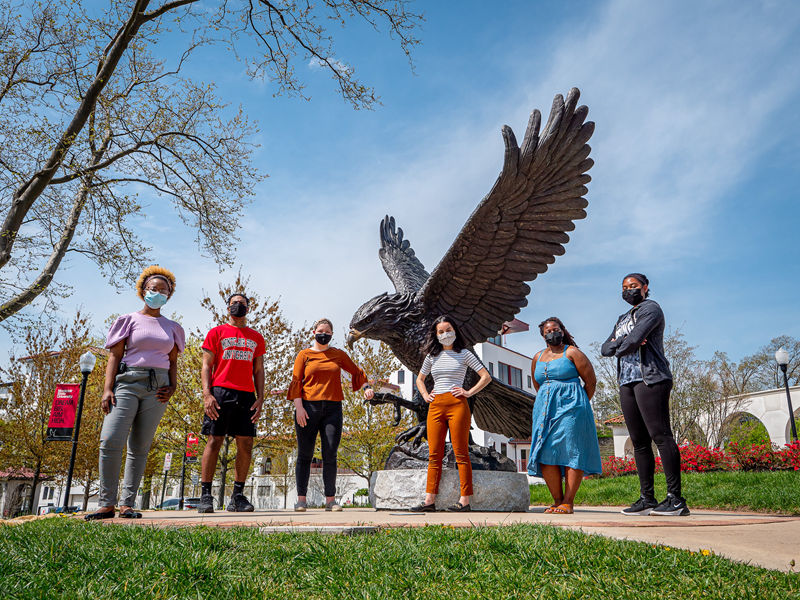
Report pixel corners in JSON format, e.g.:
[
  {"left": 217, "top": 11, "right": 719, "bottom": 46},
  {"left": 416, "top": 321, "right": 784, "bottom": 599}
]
[
  {"left": 204, "top": 0, "right": 800, "bottom": 358},
  {"left": 4, "top": 0, "right": 799, "bottom": 362}
]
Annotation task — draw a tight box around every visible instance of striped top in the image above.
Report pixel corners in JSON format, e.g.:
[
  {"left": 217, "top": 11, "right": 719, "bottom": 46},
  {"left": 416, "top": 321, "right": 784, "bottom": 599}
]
[{"left": 420, "top": 349, "right": 486, "bottom": 394}]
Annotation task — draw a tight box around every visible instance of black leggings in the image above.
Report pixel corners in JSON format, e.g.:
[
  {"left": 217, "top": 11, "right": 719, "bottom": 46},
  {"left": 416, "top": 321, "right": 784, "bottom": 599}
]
[
  {"left": 295, "top": 400, "right": 343, "bottom": 497},
  {"left": 619, "top": 380, "right": 682, "bottom": 499}
]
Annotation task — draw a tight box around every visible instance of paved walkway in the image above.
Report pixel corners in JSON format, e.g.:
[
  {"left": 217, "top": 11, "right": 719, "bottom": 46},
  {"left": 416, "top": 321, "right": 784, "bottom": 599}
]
[{"left": 77, "top": 506, "right": 800, "bottom": 573}]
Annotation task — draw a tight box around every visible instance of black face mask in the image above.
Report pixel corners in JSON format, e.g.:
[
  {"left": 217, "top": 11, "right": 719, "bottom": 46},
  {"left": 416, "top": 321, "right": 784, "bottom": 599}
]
[
  {"left": 229, "top": 302, "right": 247, "bottom": 317},
  {"left": 622, "top": 288, "right": 644, "bottom": 306},
  {"left": 315, "top": 333, "right": 332, "bottom": 345},
  {"left": 544, "top": 331, "right": 564, "bottom": 346}
]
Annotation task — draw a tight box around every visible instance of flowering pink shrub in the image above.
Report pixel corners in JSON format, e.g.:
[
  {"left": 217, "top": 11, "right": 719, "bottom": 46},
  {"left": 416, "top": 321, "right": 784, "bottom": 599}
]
[
  {"left": 599, "top": 441, "right": 800, "bottom": 477},
  {"left": 727, "top": 442, "right": 777, "bottom": 471},
  {"left": 600, "top": 456, "right": 638, "bottom": 477},
  {"left": 775, "top": 441, "right": 800, "bottom": 471},
  {"left": 678, "top": 443, "right": 734, "bottom": 472}
]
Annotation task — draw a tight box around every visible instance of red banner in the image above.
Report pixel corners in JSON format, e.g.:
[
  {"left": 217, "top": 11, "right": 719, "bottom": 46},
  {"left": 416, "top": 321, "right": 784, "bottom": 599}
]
[{"left": 46, "top": 383, "right": 81, "bottom": 441}]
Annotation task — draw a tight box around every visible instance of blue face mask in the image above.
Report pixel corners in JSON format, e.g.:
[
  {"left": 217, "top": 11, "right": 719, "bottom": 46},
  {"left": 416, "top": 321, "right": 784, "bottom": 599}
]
[{"left": 144, "top": 290, "right": 169, "bottom": 309}]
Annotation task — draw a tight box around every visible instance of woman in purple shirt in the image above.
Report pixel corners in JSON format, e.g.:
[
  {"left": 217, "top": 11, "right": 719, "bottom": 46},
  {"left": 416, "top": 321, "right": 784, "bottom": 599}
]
[{"left": 85, "top": 266, "right": 185, "bottom": 520}]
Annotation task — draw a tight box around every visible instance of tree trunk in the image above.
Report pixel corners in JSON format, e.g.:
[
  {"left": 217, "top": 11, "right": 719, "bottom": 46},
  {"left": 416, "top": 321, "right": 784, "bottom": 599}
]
[
  {"left": 27, "top": 461, "right": 41, "bottom": 515},
  {"left": 82, "top": 470, "right": 92, "bottom": 511},
  {"left": 140, "top": 473, "right": 153, "bottom": 510},
  {"left": 216, "top": 437, "right": 231, "bottom": 507}
]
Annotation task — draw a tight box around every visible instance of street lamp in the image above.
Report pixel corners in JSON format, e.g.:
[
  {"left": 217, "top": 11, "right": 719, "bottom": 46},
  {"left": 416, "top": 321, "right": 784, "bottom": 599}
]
[
  {"left": 775, "top": 347, "right": 797, "bottom": 443},
  {"left": 63, "top": 351, "right": 96, "bottom": 511}
]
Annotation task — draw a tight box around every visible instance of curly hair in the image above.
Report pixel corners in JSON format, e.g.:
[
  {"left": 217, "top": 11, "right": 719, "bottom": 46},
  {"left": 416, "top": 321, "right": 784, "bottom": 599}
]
[
  {"left": 135, "top": 265, "right": 176, "bottom": 300},
  {"left": 537, "top": 316, "right": 578, "bottom": 348}
]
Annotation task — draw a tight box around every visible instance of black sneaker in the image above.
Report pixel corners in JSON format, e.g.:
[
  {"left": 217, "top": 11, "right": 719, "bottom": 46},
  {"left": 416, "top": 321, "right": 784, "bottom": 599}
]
[
  {"left": 197, "top": 494, "right": 214, "bottom": 514},
  {"left": 227, "top": 493, "right": 255, "bottom": 512},
  {"left": 621, "top": 496, "right": 658, "bottom": 516},
  {"left": 650, "top": 494, "right": 690, "bottom": 516}
]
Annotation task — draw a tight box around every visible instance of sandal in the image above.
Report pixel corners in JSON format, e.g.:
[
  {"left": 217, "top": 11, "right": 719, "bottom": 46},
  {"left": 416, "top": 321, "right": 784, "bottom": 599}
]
[
  {"left": 550, "top": 504, "right": 574, "bottom": 514},
  {"left": 543, "top": 505, "right": 558, "bottom": 514},
  {"left": 84, "top": 509, "right": 115, "bottom": 521},
  {"left": 119, "top": 509, "right": 142, "bottom": 519}
]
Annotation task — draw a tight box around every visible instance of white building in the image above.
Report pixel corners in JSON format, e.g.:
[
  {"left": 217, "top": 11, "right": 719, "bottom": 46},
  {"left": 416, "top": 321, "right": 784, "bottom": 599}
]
[{"left": 387, "top": 319, "right": 539, "bottom": 479}]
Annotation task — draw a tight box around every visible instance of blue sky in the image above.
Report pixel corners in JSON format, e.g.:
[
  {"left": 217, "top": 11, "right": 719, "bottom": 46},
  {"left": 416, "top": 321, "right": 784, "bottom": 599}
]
[{"left": 2, "top": 0, "right": 799, "bottom": 364}]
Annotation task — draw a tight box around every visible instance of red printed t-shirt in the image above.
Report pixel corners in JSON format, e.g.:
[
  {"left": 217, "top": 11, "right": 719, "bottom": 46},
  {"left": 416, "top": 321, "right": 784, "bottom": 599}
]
[
  {"left": 287, "top": 347, "right": 368, "bottom": 402},
  {"left": 202, "top": 323, "right": 266, "bottom": 392}
]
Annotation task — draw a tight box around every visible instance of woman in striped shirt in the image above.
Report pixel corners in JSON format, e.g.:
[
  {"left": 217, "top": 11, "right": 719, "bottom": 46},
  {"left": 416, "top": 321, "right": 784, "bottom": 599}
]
[{"left": 412, "top": 316, "right": 492, "bottom": 512}]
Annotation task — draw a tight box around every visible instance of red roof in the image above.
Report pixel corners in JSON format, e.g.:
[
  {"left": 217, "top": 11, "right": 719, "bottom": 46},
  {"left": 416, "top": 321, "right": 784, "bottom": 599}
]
[
  {"left": 0, "top": 468, "right": 53, "bottom": 480},
  {"left": 501, "top": 319, "right": 530, "bottom": 335},
  {"left": 604, "top": 414, "right": 626, "bottom": 425}
]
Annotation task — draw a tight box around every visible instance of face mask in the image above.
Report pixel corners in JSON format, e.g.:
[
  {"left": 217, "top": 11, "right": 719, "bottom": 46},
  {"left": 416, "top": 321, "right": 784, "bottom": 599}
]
[
  {"left": 544, "top": 331, "right": 564, "bottom": 346},
  {"left": 144, "top": 290, "right": 168, "bottom": 309},
  {"left": 229, "top": 302, "right": 247, "bottom": 318},
  {"left": 622, "top": 288, "right": 644, "bottom": 305},
  {"left": 437, "top": 331, "right": 456, "bottom": 346},
  {"left": 315, "top": 332, "right": 332, "bottom": 345}
]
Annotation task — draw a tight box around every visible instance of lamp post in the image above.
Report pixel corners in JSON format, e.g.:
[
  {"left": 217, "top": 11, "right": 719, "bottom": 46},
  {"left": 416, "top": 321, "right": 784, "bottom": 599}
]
[
  {"left": 775, "top": 347, "right": 797, "bottom": 443},
  {"left": 63, "top": 351, "right": 96, "bottom": 511}
]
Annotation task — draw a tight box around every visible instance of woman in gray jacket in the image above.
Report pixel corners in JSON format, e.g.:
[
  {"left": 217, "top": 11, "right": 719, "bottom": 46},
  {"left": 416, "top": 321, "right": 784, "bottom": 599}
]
[{"left": 601, "top": 273, "right": 688, "bottom": 517}]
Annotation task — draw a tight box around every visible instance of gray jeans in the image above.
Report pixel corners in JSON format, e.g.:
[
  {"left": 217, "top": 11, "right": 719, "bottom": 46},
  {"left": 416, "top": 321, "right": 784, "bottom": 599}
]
[{"left": 98, "top": 367, "right": 169, "bottom": 507}]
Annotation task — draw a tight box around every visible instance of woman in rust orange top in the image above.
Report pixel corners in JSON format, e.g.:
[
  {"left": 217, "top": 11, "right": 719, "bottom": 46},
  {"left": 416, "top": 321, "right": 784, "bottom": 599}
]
[{"left": 288, "top": 318, "right": 374, "bottom": 511}]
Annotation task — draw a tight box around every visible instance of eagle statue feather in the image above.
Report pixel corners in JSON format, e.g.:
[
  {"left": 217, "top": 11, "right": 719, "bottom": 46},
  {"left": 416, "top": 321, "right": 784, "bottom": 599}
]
[{"left": 347, "top": 88, "right": 594, "bottom": 440}]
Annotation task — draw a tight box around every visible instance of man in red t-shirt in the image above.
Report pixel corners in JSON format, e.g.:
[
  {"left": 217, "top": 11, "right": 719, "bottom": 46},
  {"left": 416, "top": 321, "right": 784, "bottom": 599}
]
[{"left": 197, "top": 293, "right": 265, "bottom": 513}]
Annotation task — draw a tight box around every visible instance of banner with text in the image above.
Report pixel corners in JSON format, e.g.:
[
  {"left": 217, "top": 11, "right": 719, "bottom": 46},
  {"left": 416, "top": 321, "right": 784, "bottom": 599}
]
[{"left": 46, "top": 383, "right": 81, "bottom": 441}]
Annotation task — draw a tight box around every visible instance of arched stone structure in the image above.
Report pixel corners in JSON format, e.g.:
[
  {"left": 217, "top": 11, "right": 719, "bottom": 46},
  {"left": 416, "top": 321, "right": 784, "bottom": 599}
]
[{"left": 605, "top": 385, "right": 800, "bottom": 457}]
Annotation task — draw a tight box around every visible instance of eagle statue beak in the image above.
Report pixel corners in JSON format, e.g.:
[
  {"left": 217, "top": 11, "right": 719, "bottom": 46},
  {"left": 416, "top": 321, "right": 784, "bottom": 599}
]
[{"left": 346, "top": 329, "right": 363, "bottom": 349}]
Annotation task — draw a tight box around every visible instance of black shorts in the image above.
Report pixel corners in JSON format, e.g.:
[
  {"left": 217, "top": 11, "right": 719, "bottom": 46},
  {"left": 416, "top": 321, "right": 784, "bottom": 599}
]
[{"left": 201, "top": 386, "right": 257, "bottom": 437}]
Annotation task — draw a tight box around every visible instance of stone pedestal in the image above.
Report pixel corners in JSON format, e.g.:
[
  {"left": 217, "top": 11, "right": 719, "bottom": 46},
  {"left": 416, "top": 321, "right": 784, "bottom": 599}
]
[{"left": 369, "top": 469, "right": 530, "bottom": 512}]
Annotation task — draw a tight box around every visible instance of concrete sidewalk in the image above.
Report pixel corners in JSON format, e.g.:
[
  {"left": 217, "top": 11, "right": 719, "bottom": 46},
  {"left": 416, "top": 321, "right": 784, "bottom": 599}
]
[{"left": 79, "top": 506, "right": 800, "bottom": 573}]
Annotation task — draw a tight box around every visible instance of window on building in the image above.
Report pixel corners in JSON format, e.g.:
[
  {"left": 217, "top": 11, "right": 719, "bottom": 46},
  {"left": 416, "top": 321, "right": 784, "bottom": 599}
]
[
  {"left": 397, "top": 369, "right": 405, "bottom": 384},
  {"left": 500, "top": 443, "right": 507, "bottom": 456},
  {"left": 527, "top": 375, "right": 532, "bottom": 388},
  {"left": 488, "top": 334, "right": 503, "bottom": 346},
  {"left": 498, "top": 362, "right": 523, "bottom": 389},
  {"left": 488, "top": 362, "right": 494, "bottom": 377}
]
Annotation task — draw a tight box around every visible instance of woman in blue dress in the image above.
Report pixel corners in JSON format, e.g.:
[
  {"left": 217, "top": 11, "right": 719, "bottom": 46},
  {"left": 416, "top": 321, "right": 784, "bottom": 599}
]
[{"left": 528, "top": 317, "right": 601, "bottom": 514}]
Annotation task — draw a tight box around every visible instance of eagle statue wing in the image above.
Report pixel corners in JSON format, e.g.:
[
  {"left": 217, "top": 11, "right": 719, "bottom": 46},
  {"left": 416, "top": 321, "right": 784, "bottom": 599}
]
[
  {"left": 419, "top": 88, "right": 594, "bottom": 346},
  {"left": 379, "top": 215, "right": 430, "bottom": 294},
  {"left": 472, "top": 377, "right": 535, "bottom": 439}
]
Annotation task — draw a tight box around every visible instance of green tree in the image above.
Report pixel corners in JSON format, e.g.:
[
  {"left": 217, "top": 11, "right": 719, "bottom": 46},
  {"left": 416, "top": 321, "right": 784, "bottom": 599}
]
[
  {"left": 338, "top": 338, "right": 408, "bottom": 486},
  {"left": 748, "top": 336, "right": 800, "bottom": 389},
  {"left": 0, "top": 312, "right": 99, "bottom": 513},
  {"left": 0, "top": 0, "right": 422, "bottom": 323}
]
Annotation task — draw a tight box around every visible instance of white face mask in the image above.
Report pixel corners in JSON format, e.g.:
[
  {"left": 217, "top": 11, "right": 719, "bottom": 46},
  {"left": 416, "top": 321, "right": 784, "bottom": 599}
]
[{"left": 437, "top": 331, "right": 456, "bottom": 346}]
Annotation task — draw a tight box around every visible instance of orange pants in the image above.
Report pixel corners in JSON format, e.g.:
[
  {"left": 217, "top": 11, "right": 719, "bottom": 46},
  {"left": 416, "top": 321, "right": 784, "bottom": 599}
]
[{"left": 426, "top": 392, "right": 473, "bottom": 496}]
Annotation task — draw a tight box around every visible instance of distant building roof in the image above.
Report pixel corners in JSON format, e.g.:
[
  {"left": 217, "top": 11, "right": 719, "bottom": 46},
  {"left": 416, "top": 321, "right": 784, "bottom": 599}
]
[
  {"left": 0, "top": 468, "right": 54, "bottom": 480},
  {"left": 501, "top": 319, "right": 529, "bottom": 335},
  {"left": 603, "top": 414, "right": 626, "bottom": 425}
]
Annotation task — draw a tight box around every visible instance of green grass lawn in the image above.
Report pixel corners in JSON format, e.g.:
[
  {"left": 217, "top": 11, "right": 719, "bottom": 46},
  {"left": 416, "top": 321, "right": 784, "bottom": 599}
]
[
  {"left": 530, "top": 471, "right": 800, "bottom": 514},
  {"left": 1, "top": 520, "right": 798, "bottom": 599}
]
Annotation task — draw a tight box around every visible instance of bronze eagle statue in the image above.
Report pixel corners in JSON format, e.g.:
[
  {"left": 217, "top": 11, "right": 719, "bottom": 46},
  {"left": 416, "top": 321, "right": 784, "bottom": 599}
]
[{"left": 347, "top": 88, "right": 594, "bottom": 439}]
